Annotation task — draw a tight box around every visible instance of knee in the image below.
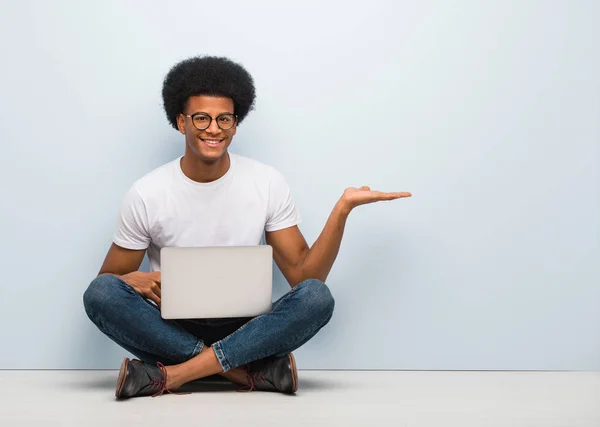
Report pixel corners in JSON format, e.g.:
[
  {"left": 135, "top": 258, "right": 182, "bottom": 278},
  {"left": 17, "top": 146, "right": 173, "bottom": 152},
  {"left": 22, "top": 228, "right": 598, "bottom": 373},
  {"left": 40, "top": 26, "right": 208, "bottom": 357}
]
[
  {"left": 297, "top": 279, "right": 335, "bottom": 323},
  {"left": 83, "top": 274, "right": 122, "bottom": 320}
]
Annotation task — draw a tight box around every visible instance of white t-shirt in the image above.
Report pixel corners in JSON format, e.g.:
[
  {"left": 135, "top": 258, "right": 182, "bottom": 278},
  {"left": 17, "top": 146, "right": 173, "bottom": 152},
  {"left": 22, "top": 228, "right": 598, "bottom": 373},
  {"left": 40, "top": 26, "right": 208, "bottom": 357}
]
[{"left": 113, "top": 153, "right": 301, "bottom": 271}]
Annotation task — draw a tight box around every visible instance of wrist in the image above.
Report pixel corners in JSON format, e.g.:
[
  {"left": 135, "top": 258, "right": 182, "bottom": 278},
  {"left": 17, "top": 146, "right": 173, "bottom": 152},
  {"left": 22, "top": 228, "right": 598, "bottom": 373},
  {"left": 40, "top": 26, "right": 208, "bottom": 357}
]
[{"left": 335, "top": 198, "right": 352, "bottom": 217}]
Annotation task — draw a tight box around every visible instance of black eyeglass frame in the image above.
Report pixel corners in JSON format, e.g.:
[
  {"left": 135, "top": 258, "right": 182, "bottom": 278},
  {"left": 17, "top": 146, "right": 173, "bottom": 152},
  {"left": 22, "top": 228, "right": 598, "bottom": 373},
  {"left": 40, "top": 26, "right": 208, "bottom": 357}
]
[{"left": 183, "top": 112, "right": 238, "bottom": 130}]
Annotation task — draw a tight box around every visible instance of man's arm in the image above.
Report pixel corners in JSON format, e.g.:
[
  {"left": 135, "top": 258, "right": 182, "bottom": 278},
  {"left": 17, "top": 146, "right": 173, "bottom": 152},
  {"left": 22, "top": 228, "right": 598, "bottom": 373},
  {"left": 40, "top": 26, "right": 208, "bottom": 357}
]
[
  {"left": 98, "top": 243, "right": 146, "bottom": 276},
  {"left": 265, "top": 201, "right": 348, "bottom": 287},
  {"left": 266, "top": 186, "right": 411, "bottom": 287},
  {"left": 97, "top": 243, "right": 162, "bottom": 306}
]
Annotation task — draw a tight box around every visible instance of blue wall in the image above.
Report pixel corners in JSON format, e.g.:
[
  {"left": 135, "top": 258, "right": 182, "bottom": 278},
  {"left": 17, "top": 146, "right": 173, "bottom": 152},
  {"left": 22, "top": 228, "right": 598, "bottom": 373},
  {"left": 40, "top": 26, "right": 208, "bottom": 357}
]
[{"left": 0, "top": 0, "right": 598, "bottom": 369}]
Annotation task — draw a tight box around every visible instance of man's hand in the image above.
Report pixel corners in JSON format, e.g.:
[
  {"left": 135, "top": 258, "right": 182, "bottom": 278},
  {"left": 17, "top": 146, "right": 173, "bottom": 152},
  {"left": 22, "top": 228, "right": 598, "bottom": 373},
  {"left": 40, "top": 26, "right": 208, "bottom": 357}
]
[
  {"left": 339, "top": 186, "right": 412, "bottom": 214},
  {"left": 119, "top": 271, "right": 162, "bottom": 306}
]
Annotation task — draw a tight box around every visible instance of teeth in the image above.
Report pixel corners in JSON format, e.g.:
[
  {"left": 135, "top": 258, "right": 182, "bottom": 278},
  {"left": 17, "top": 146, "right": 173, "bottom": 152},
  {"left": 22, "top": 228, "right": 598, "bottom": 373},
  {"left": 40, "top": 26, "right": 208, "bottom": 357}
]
[{"left": 204, "top": 139, "right": 221, "bottom": 145}]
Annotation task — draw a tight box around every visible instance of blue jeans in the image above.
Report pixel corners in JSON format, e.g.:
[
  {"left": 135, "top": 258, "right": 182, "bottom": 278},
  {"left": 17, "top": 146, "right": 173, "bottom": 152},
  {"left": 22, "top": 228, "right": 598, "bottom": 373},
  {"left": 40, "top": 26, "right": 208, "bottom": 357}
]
[{"left": 83, "top": 274, "right": 335, "bottom": 372}]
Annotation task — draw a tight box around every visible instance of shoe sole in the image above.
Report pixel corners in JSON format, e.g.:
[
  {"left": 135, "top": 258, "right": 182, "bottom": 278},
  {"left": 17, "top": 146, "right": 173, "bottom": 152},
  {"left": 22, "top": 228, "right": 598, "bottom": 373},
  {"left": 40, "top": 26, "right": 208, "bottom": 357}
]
[
  {"left": 288, "top": 353, "right": 298, "bottom": 393},
  {"left": 115, "top": 357, "right": 130, "bottom": 399}
]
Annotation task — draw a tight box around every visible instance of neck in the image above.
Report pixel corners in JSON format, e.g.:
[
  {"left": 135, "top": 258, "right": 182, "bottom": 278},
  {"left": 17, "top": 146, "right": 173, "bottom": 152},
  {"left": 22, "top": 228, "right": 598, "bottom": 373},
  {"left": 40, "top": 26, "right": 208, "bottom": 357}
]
[{"left": 180, "top": 151, "right": 231, "bottom": 183}]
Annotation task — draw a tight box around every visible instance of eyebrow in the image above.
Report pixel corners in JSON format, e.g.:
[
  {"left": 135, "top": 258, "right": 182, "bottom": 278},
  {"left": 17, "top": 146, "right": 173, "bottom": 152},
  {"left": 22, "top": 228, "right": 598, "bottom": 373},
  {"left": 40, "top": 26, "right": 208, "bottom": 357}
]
[{"left": 189, "top": 111, "right": 234, "bottom": 116}]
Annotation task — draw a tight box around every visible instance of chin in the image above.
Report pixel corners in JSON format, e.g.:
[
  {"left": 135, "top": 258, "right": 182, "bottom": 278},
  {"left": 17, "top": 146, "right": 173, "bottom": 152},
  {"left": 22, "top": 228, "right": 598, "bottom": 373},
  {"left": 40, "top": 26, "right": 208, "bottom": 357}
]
[
  {"left": 193, "top": 148, "right": 228, "bottom": 164},
  {"left": 200, "top": 155, "right": 222, "bottom": 164}
]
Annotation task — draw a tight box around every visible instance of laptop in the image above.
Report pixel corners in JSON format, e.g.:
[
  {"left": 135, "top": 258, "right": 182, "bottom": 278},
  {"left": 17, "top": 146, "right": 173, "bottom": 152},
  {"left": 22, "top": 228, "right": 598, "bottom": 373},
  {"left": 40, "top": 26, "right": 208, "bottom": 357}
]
[{"left": 160, "top": 245, "right": 273, "bottom": 320}]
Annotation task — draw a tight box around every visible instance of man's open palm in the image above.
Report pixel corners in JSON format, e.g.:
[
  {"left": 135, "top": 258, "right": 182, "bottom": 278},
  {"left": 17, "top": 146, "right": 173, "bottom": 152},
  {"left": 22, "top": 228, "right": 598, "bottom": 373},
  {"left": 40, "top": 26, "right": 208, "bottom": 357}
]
[{"left": 342, "top": 186, "right": 412, "bottom": 210}]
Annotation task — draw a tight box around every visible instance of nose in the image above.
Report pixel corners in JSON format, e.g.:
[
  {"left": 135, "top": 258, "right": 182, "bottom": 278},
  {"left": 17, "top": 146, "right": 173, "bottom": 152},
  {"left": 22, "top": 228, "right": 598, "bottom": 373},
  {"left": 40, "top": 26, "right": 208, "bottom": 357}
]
[{"left": 205, "top": 118, "right": 221, "bottom": 135}]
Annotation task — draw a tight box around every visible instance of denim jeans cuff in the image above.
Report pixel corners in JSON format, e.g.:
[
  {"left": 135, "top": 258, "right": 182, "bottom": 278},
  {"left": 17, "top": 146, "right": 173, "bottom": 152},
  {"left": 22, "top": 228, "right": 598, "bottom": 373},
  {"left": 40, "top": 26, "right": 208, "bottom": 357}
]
[
  {"left": 191, "top": 340, "right": 204, "bottom": 360},
  {"left": 211, "top": 341, "right": 231, "bottom": 372}
]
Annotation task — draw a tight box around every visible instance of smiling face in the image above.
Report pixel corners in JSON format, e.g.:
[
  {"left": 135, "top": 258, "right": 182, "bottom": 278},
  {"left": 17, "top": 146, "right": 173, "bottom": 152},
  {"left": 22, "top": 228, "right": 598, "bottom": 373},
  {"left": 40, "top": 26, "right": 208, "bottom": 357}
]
[{"left": 177, "top": 95, "right": 237, "bottom": 164}]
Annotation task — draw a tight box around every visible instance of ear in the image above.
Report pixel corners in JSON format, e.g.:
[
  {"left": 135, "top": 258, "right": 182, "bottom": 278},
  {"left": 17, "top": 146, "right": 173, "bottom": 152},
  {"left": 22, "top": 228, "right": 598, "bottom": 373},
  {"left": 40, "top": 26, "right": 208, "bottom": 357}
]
[{"left": 176, "top": 114, "right": 186, "bottom": 135}]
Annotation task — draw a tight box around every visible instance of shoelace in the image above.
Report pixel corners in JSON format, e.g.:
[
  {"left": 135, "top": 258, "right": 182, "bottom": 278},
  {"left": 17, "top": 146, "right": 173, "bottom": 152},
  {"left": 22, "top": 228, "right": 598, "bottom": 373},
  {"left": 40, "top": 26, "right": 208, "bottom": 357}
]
[
  {"left": 147, "top": 362, "right": 190, "bottom": 398},
  {"left": 237, "top": 366, "right": 268, "bottom": 392}
]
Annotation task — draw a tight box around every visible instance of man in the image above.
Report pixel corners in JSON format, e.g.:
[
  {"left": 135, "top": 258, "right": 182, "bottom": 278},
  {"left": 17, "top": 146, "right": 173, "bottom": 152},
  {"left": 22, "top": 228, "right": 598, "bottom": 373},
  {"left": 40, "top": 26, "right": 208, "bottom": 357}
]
[{"left": 83, "top": 56, "right": 411, "bottom": 399}]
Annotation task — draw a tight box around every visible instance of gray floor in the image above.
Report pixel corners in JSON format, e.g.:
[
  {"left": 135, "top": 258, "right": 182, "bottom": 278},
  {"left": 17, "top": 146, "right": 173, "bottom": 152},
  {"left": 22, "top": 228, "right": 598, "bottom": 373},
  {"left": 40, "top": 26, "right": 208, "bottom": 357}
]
[{"left": 1, "top": 370, "right": 599, "bottom": 426}]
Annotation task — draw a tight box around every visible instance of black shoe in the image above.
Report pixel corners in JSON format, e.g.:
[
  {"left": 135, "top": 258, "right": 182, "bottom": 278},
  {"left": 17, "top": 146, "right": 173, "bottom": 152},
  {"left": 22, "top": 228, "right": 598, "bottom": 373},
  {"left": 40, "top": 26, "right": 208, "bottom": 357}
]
[
  {"left": 115, "top": 358, "right": 176, "bottom": 399},
  {"left": 243, "top": 353, "right": 298, "bottom": 394}
]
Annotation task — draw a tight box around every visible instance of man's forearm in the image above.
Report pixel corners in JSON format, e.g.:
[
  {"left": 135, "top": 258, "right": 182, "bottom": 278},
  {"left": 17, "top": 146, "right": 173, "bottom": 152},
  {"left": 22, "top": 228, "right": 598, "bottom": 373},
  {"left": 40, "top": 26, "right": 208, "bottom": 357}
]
[{"left": 299, "top": 200, "right": 351, "bottom": 283}]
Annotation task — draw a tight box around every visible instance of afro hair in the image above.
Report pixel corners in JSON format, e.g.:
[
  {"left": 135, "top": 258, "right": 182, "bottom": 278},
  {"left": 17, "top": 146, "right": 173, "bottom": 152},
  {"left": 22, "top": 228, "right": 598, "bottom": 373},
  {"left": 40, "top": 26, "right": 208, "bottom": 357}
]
[{"left": 162, "top": 56, "right": 256, "bottom": 130}]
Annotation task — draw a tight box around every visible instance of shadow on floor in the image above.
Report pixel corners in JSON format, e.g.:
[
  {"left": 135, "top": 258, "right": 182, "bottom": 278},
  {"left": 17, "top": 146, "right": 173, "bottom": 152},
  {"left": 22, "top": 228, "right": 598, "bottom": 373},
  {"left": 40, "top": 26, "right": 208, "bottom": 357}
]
[
  {"left": 67, "top": 373, "right": 238, "bottom": 393},
  {"left": 298, "top": 375, "right": 344, "bottom": 391},
  {"left": 66, "top": 372, "right": 340, "bottom": 393}
]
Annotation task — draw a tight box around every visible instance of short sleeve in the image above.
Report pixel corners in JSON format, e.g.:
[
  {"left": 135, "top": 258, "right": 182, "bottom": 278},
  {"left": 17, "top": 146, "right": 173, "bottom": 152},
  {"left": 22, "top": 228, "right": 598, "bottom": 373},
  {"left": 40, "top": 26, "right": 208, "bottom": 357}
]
[
  {"left": 113, "top": 185, "right": 151, "bottom": 250},
  {"left": 265, "top": 168, "right": 301, "bottom": 232}
]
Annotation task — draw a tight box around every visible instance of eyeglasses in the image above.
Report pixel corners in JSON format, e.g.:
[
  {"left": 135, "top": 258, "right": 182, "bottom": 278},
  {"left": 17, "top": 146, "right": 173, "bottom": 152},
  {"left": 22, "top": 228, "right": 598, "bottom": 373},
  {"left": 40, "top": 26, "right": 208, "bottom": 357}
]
[{"left": 184, "top": 112, "right": 237, "bottom": 131}]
